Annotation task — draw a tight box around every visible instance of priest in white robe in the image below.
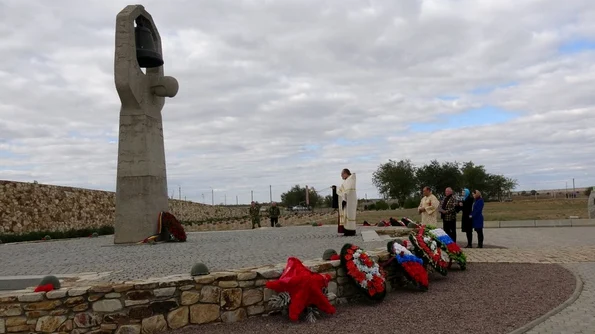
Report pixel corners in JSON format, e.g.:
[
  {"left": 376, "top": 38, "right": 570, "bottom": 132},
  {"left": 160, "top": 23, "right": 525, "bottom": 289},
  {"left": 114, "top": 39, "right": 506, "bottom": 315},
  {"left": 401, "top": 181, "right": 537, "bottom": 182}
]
[
  {"left": 418, "top": 186, "right": 440, "bottom": 225},
  {"left": 337, "top": 168, "right": 357, "bottom": 236}
]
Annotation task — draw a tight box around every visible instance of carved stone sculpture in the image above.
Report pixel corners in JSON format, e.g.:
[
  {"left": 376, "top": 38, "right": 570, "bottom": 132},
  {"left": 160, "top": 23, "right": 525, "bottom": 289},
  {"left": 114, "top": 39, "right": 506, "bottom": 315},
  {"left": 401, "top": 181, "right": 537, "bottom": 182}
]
[{"left": 113, "top": 5, "right": 179, "bottom": 244}]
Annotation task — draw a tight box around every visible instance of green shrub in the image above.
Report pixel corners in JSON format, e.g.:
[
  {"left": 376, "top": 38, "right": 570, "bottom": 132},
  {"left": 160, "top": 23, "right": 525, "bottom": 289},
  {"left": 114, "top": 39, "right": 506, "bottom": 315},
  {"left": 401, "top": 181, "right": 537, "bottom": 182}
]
[
  {"left": 390, "top": 203, "right": 399, "bottom": 210},
  {"left": 375, "top": 200, "right": 390, "bottom": 210},
  {"left": 367, "top": 203, "right": 376, "bottom": 210},
  {"left": 404, "top": 195, "right": 421, "bottom": 209}
]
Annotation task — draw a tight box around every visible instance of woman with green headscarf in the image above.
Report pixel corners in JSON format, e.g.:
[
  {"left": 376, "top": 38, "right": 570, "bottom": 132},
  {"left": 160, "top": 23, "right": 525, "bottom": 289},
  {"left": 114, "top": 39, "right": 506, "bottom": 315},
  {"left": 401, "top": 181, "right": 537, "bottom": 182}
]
[{"left": 456, "top": 188, "right": 474, "bottom": 248}]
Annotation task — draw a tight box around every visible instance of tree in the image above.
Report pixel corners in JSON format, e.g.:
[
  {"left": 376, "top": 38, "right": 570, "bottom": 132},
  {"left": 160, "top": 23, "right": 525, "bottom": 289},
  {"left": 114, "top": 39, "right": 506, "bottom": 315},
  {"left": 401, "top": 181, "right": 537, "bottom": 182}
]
[
  {"left": 585, "top": 187, "right": 593, "bottom": 196},
  {"left": 323, "top": 195, "right": 333, "bottom": 208},
  {"left": 485, "top": 174, "right": 518, "bottom": 201},
  {"left": 375, "top": 159, "right": 517, "bottom": 202},
  {"left": 530, "top": 190, "right": 537, "bottom": 196},
  {"left": 372, "top": 159, "right": 417, "bottom": 206},
  {"left": 280, "top": 185, "right": 320, "bottom": 207},
  {"left": 416, "top": 160, "right": 463, "bottom": 193},
  {"left": 375, "top": 200, "right": 390, "bottom": 210},
  {"left": 461, "top": 162, "right": 490, "bottom": 192}
]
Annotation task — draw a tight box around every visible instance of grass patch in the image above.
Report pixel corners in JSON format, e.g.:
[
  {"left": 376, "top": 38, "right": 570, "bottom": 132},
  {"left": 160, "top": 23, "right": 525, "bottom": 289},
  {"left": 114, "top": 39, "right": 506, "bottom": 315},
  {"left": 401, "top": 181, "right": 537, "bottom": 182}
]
[
  {"left": 318, "top": 198, "right": 588, "bottom": 225},
  {"left": 0, "top": 225, "right": 114, "bottom": 244},
  {"left": 180, "top": 216, "right": 249, "bottom": 226}
]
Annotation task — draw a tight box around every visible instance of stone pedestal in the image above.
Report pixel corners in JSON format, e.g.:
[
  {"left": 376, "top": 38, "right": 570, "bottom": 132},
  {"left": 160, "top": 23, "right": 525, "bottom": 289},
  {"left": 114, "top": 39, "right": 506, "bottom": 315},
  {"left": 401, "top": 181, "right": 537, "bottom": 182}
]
[{"left": 113, "top": 5, "right": 179, "bottom": 244}]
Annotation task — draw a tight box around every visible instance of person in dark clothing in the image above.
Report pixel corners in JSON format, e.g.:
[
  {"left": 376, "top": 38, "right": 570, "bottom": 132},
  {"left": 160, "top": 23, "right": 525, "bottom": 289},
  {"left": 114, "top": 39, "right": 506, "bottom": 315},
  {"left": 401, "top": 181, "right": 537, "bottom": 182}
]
[
  {"left": 438, "top": 187, "right": 458, "bottom": 242},
  {"left": 268, "top": 202, "right": 281, "bottom": 227},
  {"left": 470, "top": 190, "right": 485, "bottom": 248},
  {"left": 456, "top": 188, "right": 475, "bottom": 248}
]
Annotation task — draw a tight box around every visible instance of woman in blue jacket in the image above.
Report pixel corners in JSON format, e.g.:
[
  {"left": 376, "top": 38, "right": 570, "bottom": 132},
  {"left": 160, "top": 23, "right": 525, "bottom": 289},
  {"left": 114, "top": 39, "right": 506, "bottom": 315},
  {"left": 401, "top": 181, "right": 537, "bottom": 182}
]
[{"left": 470, "top": 190, "right": 484, "bottom": 248}]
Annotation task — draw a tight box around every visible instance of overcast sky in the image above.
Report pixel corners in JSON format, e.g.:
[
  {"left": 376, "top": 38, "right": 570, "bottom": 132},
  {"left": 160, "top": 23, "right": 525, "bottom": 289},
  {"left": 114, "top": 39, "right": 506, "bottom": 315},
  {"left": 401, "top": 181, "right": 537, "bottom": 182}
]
[{"left": 1, "top": 0, "right": 595, "bottom": 204}]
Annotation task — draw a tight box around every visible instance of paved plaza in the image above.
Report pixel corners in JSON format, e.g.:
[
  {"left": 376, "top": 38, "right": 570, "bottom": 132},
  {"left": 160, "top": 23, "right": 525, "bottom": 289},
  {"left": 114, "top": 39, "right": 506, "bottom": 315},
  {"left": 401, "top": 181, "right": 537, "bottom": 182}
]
[
  {"left": 1, "top": 226, "right": 595, "bottom": 333},
  {"left": 0, "top": 226, "right": 389, "bottom": 282}
]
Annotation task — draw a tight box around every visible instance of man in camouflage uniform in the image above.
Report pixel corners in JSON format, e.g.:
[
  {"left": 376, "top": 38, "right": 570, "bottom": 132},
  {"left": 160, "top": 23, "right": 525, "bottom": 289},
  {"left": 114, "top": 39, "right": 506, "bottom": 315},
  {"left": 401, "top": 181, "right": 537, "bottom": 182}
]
[
  {"left": 249, "top": 201, "right": 261, "bottom": 229},
  {"left": 268, "top": 202, "right": 281, "bottom": 227}
]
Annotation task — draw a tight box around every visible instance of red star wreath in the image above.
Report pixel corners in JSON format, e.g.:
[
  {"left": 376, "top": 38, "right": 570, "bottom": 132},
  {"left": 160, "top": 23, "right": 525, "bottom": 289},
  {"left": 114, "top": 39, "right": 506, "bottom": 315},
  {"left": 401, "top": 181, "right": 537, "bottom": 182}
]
[{"left": 265, "top": 257, "right": 336, "bottom": 322}]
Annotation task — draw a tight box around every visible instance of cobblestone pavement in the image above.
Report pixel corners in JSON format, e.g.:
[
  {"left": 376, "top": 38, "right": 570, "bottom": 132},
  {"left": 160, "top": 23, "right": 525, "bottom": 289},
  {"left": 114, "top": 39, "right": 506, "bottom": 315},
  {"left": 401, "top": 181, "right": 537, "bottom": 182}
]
[
  {"left": 455, "top": 227, "right": 595, "bottom": 249},
  {"left": 463, "top": 246, "right": 595, "bottom": 263},
  {"left": 468, "top": 227, "right": 595, "bottom": 334},
  {"left": 525, "top": 263, "right": 595, "bottom": 334},
  {"left": 0, "top": 226, "right": 388, "bottom": 282},
  {"left": 1, "top": 226, "right": 594, "bottom": 332}
]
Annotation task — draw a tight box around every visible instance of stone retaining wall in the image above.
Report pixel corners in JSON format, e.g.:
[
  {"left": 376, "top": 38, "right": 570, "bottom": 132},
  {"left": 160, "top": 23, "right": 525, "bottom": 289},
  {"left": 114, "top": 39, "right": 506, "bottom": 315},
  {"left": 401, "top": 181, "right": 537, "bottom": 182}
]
[
  {"left": 0, "top": 180, "right": 334, "bottom": 235},
  {"left": 0, "top": 249, "right": 389, "bottom": 334}
]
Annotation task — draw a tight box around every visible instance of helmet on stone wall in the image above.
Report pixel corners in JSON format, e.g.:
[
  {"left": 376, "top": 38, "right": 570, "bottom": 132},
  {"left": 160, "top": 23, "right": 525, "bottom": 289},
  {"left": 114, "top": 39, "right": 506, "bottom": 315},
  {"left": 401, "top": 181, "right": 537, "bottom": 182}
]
[
  {"left": 190, "top": 263, "right": 210, "bottom": 276},
  {"left": 39, "top": 275, "right": 61, "bottom": 289},
  {"left": 322, "top": 249, "right": 338, "bottom": 261}
]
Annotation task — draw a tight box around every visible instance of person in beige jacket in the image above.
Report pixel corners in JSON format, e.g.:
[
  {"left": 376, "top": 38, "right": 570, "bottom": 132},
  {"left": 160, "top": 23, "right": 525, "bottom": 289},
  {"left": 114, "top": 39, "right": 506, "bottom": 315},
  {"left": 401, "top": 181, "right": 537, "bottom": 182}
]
[{"left": 418, "top": 186, "right": 440, "bottom": 225}]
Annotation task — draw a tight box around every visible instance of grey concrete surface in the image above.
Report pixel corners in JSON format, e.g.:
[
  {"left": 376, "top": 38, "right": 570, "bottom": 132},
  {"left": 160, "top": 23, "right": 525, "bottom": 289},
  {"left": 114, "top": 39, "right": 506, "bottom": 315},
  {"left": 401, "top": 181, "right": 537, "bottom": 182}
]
[{"left": 0, "top": 226, "right": 386, "bottom": 282}]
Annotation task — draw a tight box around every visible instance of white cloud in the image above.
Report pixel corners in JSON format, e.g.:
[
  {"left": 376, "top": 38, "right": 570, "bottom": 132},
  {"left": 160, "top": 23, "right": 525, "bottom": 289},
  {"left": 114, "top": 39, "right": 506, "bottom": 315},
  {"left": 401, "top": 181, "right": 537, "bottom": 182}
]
[{"left": 1, "top": 0, "right": 595, "bottom": 203}]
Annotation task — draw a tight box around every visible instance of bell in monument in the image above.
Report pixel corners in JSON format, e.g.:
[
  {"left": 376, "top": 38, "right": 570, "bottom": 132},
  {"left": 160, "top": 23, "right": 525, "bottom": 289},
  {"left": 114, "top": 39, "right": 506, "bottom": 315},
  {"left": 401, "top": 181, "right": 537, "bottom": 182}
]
[{"left": 135, "top": 24, "right": 163, "bottom": 68}]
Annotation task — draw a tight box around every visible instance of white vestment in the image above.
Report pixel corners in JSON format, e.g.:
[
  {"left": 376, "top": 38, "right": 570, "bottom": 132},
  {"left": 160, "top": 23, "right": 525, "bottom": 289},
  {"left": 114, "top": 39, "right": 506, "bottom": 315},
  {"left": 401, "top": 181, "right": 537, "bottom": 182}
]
[
  {"left": 418, "top": 194, "right": 439, "bottom": 225},
  {"left": 338, "top": 173, "right": 357, "bottom": 231}
]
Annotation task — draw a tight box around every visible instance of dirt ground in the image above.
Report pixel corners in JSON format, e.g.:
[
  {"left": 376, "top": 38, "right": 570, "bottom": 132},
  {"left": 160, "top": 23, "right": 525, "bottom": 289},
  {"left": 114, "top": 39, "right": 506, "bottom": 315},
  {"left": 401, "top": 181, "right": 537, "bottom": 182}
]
[{"left": 174, "top": 262, "right": 576, "bottom": 334}]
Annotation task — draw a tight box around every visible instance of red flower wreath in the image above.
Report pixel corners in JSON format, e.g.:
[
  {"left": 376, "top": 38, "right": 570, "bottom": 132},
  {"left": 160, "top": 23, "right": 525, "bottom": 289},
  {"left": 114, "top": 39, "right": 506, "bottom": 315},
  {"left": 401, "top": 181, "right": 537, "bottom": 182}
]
[
  {"left": 340, "top": 244, "right": 386, "bottom": 301},
  {"left": 400, "top": 260, "right": 429, "bottom": 288},
  {"left": 387, "top": 240, "right": 429, "bottom": 289},
  {"left": 409, "top": 225, "right": 448, "bottom": 275},
  {"left": 159, "top": 212, "right": 187, "bottom": 242}
]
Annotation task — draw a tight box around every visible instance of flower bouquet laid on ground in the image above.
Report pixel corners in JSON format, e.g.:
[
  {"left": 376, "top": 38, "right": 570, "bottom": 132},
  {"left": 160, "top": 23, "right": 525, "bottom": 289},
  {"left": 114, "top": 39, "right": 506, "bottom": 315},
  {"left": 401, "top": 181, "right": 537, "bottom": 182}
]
[
  {"left": 385, "top": 240, "right": 429, "bottom": 291},
  {"left": 158, "top": 212, "right": 187, "bottom": 242},
  {"left": 340, "top": 243, "right": 387, "bottom": 302},
  {"left": 427, "top": 227, "right": 467, "bottom": 270},
  {"left": 408, "top": 225, "right": 449, "bottom": 276},
  {"left": 138, "top": 212, "right": 187, "bottom": 244},
  {"left": 266, "top": 257, "right": 336, "bottom": 323}
]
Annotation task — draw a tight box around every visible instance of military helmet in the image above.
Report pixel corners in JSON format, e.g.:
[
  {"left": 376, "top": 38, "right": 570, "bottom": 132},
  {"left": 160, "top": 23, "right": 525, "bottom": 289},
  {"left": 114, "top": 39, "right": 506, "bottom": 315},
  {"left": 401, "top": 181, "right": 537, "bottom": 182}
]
[
  {"left": 190, "top": 263, "right": 210, "bottom": 276},
  {"left": 39, "top": 275, "right": 61, "bottom": 289},
  {"left": 322, "top": 249, "right": 338, "bottom": 261}
]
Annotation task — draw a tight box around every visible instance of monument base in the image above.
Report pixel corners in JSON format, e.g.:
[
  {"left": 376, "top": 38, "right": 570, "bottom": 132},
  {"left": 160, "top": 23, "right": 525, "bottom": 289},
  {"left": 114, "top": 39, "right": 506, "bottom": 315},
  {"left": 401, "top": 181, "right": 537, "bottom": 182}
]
[{"left": 114, "top": 175, "right": 168, "bottom": 244}]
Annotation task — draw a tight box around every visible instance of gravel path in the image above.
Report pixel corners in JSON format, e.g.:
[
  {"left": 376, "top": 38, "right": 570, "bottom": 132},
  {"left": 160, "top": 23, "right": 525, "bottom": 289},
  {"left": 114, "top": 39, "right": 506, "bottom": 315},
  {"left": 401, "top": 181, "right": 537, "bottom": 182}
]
[{"left": 174, "top": 263, "right": 575, "bottom": 334}]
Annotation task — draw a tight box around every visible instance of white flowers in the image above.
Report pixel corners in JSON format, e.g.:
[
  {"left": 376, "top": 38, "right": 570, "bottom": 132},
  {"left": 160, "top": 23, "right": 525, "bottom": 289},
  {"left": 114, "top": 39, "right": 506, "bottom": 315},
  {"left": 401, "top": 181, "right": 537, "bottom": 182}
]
[
  {"left": 392, "top": 242, "right": 413, "bottom": 256},
  {"left": 441, "top": 250, "right": 451, "bottom": 262},
  {"left": 352, "top": 249, "right": 382, "bottom": 289},
  {"left": 429, "top": 228, "right": 448, "bottom": 238}
]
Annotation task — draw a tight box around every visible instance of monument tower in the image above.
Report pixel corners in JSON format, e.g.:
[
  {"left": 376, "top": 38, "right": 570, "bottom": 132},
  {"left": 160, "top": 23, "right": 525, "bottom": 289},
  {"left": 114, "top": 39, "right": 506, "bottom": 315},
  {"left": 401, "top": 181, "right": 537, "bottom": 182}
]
[{"left": 113, "top": 5, "right": 179, "bottom": 244}]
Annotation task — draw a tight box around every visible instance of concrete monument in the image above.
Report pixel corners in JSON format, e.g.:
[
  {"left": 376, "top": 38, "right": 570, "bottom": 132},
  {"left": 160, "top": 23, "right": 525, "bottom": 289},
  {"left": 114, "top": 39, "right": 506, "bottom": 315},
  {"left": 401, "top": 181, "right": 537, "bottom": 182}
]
[
  {"left": 113, "top": 5, "right": 179, "bottom": 244},
  {"left": 589, "top": 187, "right": 595, "bottom": 219}
]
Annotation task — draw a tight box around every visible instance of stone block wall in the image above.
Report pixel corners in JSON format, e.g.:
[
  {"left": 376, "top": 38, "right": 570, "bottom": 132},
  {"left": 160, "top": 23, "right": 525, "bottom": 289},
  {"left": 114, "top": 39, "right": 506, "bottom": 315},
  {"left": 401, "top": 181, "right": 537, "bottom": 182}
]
[
  {"left": 0, "top": 249, "right": 390, "bottom": 333},
  {"left": 0, "top": 180, "right": 334, "bottom": 235}
]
